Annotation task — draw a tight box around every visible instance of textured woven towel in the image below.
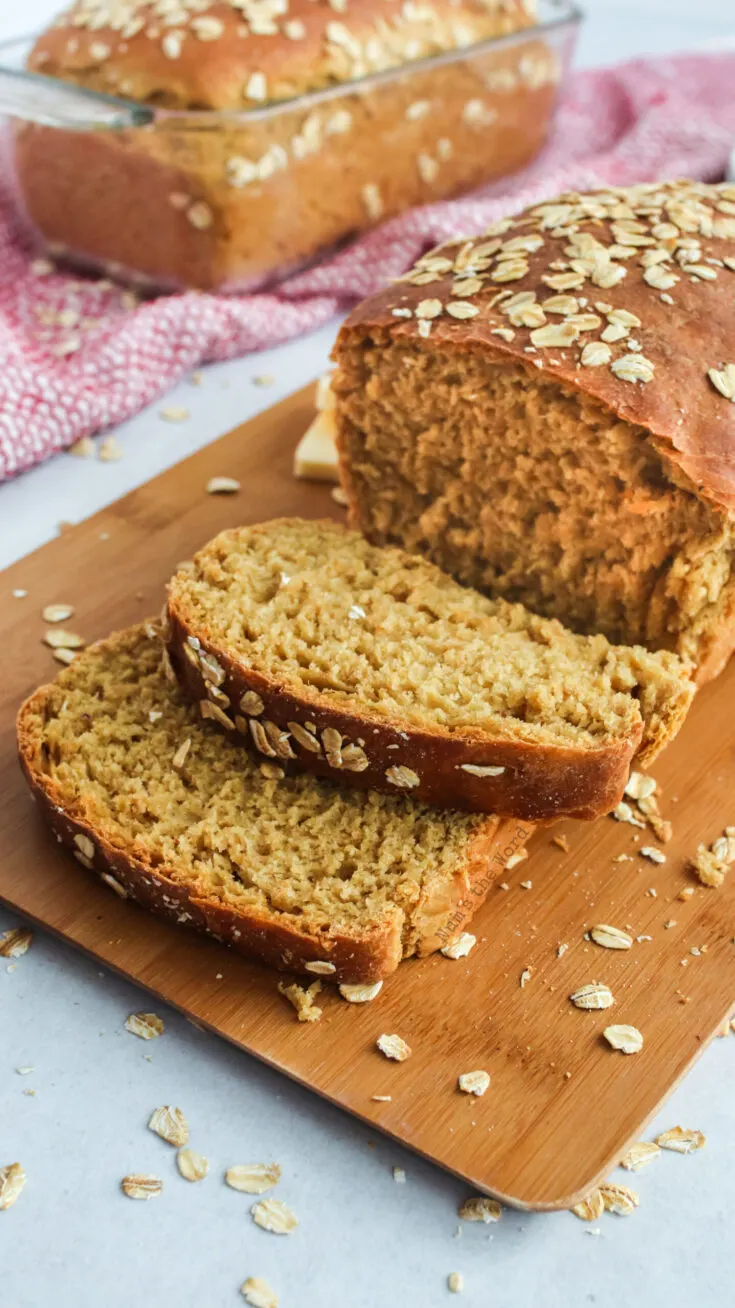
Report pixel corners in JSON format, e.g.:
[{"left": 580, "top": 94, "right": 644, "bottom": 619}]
[{"left": 1, "top": 50, "right": 735, "bottom": 481}]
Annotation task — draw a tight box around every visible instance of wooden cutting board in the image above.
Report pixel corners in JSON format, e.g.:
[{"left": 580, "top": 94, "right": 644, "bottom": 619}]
[{"left": 1, "top": 384, "right": 734, "bottom": 1211}]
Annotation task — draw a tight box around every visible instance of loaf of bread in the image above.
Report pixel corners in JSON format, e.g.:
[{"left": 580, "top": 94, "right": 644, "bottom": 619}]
[
  {"left": 166, "top": 519, "right": 692, "bottom": 821},
  {"left": 17, "top": 623, "right": 526, "bottom": 982},
  {"left": 333, "top": 180, "right": 735, "bottom": 683},
  {"left": 18, "top": 0, "right": 558, "bottom": 290}
]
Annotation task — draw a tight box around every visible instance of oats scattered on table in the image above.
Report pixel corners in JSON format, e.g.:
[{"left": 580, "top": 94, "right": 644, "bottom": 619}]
[
  {"left": 441, "top": 933, "right": 476, "bottom": 960},
  {"left": 520, "top": 879, "right": 533, "bottom": 890},
  {"left": 0, "top": 928, "right": 32, "bottom": 959},
  {"left": 304, "top": 960, "right": 336, "bottom": 976},
  {"left": 121, "top": 1174, "right": 163, "bottom": 1200},
  {"left": 458, "top": 1196, "right": 502, "bottom": 1223},
  {"left": 252, "top": 374, "right": 275, "bottom": 387},
  {"left": 377, "top": 1033, "right": 411, "bottom": 1061},
  {"left": 590, "top": 924, "right": 633, "bottom": 950},
  {"left": 159, "top": 406, "right": 190, "bottom": 423},
  {"left": 520, "top": 967, "right": 533, "bottom": 988},
  {"left": 226, "top": 1163, "right": 281, "bottom": 1195},
  {"left": 655, "top": 1126, "right": 706, "bottom": 1154},
  {"left": 620, "top": 1141, "right": 661, "bottom": 1172},
  {"left": 570, "top": 983, "right": 614, "bottom": 1010},
  {"left": 15, "top": 1067, "right": 34, "bottom": 1076},
  {"left": 240, "top": 1277, "right": 279, "bottom": 1308},
  {"left": 557, "top": 943, "right": 569, "bottom": 958},
  {"left": 339, "top": 981, "right": 383, "bottom": 1002},
  {"left": 570, "top": 1188, "right": 604, "bottom": 1222},
  {"left": 125, "top": 1012, "right": 164, "bottom": 1040},
  {"left": 148, "top": 1105, "right": 189, "bottom": 1147},
  {"left": 448, "top": 1272, "right": 464, "bottom": 1294},
  {"left": 393, "top": 1167, "right": 406, "bottom": 1184},
  {"left": 206, "top": 476, "right": 241, "bottom": 495},
  {"left": 98, "top": 435, "right": 123, "bottom": 462},
  {"left": 278, "top": 980, "right": 322, "bottom": 1023},
  {"left": 458, "top": 1070, "right": 490, "bottom": 1097},
  {"left": 600, "top": 1181, "right": 639, "bottom": 1215},
  {"left": 604, "top": 1024, "right": 643, "bottom": 1055},
  {"left": 331, "top": 486, "right": 348, "bottom": 506},
  {"left": 68, "top": 435, "right": 95, "bottom": 457},
  {"left": 12, "top": 589, "right": 27, "bottom": 598},
  {"left": 251, "top": 1198, "right": 298, "bottom": 1234},
  {"left": 371, "top": 1094, "right": 392, "bottom": 1102},
  {"left": 177, "top": 1149, "right": 209, "bottom": 1182},
  {"left": 551, "top": 833, "right": 570, "bottom": 852},
  {"left": 0, "top": 1163, "right": 26, "bottom": 1210},
  {"left": 42, "top": 603, "right": 74, "bottom": 623}
]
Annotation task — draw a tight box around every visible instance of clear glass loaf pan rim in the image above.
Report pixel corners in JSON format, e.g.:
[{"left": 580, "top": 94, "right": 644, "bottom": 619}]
[{"left": 0, "top": 0, "right": 582, "bottom": 132}]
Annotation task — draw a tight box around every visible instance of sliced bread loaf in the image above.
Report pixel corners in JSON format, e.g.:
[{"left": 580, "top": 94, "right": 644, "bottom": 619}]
[
  {"left": 17, "top": 623, "right": 524, "bottom": 983},
  {"left": 332, "top": 181, "right": 735, "bottom": 683},
  {"left": 166, "top": 519, "right": 693, "bottom": 821}
]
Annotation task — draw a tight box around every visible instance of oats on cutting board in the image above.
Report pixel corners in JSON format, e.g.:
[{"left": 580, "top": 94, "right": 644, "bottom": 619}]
[
  {"left": 458, "top": 1070, "right": 490, "bottom": 1097},
  {"left": 604, "top": 1025, "right": 644, "bottom": 1055},
  {"left": 377, "top": 1033, "right": 411, "bottom": 1062},
  {"left": 441, "top": 932, "right": 476, "bottom": 960}
]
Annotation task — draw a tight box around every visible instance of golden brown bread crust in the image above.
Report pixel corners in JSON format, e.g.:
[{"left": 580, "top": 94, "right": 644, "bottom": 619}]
[
  {"left": 17, "top": 638, "right": 528, "bottom": 983},
  {"left": 30, "top": 1, "right": 536, "bottom": 109},
  {"left": 334, "top": 181, "right": 735, "bottom": 514},
  {"left": 167, "top": 605, "right": 657, "bottom": 823},
  {"left": 332, "top": 181, "right": 735, "bottom": 680},
  {"left": 17, "top": 1, "right": 554, "bottom": 289}
]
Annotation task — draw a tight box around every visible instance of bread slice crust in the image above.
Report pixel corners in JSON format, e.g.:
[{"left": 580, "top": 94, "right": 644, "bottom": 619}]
[
  {"left": 17, "top": 623, "right": 526, "bottom": 983},
  {"left": 166, "top": 519, "right": 693, "bottom": 822}
]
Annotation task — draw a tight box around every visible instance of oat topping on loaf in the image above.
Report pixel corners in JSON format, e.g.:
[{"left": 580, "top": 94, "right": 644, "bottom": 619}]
[
  {"left": 166, "top": 519, "right": 692, "bottom": 820},
  {"left": 17, "top": 623, "right": 515, "bottom": 982},
  {"left": 334, "top": 181, "right": 735, "bottom": 680},
  {"left": 31, "top": 0, "right": 538, "bottom": 110}
]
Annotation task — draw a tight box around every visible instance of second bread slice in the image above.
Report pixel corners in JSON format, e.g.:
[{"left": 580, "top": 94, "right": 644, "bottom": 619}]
[{"left": 166, "top": 518, "right": 694, "bottom": 821}]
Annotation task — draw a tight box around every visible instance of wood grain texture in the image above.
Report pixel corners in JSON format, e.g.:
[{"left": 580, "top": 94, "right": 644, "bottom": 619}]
[{"left": 1, "top": 384, "right": 734, "bottom": 1210}]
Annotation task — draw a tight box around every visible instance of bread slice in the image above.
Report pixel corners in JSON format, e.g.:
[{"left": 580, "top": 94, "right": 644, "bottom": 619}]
[
  {"left": 166, "top": 519, "right": 693, "bottom": 822},
  {"left": 17, "top": 623, "right": 524, "bottom": 984}
]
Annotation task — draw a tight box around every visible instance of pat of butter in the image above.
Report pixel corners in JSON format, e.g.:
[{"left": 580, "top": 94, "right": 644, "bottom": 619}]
[
  {"left": 293, "top": 408, "right": 339, "bottom": 482},
  {"left": 315, "top": 371, "right": 335, "bottom": 412}
]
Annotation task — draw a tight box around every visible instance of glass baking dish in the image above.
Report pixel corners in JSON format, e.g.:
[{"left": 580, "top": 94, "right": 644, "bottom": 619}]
[{"left": 0, "top": 1, "right": 580, "bottom": 294}]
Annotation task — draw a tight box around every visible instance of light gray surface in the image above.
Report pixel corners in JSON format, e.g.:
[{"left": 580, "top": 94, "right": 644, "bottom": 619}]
[{"left": 2, "top": 4, "right": 735, "bottom": 1306}]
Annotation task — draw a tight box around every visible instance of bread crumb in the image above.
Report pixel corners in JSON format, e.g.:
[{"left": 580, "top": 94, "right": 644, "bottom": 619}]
[
  {"left": 160, "top": 406, "right": 190, "bottom": 423},
  {"left": 278, "top": 980, "right": 322, "bottom": 1023},
  {"left": 98, "top": 435, "right": 123, "bottom": 462}
]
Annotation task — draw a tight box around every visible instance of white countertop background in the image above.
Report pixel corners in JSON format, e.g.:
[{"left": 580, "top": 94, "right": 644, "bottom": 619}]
[{"left": 2, "top": 4, "right": 734, "bottom": 1306}]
